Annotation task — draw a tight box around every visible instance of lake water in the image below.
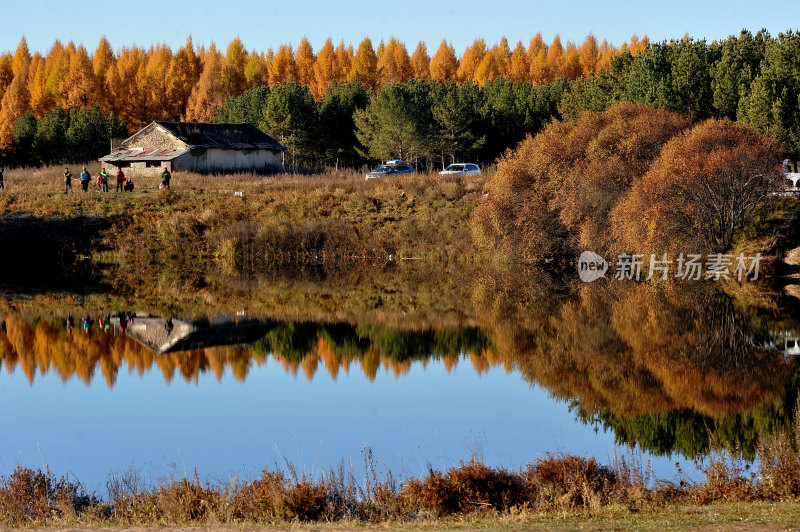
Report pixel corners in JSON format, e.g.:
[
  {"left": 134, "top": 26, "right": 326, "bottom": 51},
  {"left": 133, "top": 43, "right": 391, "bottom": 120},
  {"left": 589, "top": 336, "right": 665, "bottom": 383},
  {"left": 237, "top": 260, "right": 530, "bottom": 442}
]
[{"left": 1, "top": 271, "right": 798, "bottom": 494}]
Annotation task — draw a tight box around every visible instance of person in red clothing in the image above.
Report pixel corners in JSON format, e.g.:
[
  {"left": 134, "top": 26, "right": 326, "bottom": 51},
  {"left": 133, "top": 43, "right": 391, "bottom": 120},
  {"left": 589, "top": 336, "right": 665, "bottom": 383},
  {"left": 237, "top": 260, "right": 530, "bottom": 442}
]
[{"left": 115, "top": 167, "right": 126, "bottom": 192}]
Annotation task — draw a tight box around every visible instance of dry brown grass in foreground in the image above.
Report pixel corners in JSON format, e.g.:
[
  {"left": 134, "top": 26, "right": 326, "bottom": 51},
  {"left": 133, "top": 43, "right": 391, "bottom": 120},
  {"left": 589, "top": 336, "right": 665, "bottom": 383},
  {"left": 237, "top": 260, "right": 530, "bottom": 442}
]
[{"left": 5, "top": 406, "right": 800, "bottom": 528}]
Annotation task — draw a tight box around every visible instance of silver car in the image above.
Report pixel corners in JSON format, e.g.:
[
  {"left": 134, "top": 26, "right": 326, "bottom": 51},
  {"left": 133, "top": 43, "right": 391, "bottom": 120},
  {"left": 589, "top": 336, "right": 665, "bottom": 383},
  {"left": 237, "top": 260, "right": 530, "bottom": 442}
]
[{"left": 439, "top": 163, "right": 481, "bottom": 176}]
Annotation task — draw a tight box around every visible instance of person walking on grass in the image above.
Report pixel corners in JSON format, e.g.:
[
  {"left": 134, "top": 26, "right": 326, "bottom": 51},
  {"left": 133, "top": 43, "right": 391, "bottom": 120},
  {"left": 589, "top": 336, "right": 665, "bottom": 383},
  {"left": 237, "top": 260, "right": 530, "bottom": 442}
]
[
  {"left": 64, "top": 167, "right": 72, "bottom": 193},
  {"left": 116, "top": 167, "right": 126, "bottom": 192},
  {"left": 161, "top": 166, "right": 171, "bottom": 189},
  {"left": 79, "top": 166, "right": 91, "bottom": 192},
  {"left": 100, "top": 167, "right": 109, "bottom": 192}
]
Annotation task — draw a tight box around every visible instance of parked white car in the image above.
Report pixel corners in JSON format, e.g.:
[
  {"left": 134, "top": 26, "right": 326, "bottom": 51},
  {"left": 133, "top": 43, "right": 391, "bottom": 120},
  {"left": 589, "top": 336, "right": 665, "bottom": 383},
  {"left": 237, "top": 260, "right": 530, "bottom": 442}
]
[{"left": 440, "top": 163, "right": 481, "bottom": 176}]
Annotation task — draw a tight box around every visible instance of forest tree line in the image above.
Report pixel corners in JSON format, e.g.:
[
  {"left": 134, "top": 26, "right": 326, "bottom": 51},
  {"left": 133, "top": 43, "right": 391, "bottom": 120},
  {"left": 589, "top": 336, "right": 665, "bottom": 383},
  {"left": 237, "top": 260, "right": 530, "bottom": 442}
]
[{"left": 1, "top": 29, "right": 799, "bottom": 168}]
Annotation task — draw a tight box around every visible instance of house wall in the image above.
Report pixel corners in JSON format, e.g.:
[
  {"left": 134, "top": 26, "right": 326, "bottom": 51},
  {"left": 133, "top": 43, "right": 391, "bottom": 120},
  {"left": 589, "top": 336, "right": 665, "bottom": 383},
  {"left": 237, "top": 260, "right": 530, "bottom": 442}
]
[
  {"left": 103, "top": 160, "right": 171, "bottom": 177},
  {"left": 127, "top": 125, "right": 186, "bottom": 151},
  {"left": 173, "top": 148, "right": 282, "bottom": 174}
]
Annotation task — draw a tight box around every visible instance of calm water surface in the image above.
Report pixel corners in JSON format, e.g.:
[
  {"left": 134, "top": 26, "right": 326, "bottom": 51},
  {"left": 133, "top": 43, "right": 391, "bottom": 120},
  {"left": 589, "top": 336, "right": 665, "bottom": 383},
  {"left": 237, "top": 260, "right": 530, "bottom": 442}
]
[{"left": 2, "top": 274, "right": 799, "bottom": 494}]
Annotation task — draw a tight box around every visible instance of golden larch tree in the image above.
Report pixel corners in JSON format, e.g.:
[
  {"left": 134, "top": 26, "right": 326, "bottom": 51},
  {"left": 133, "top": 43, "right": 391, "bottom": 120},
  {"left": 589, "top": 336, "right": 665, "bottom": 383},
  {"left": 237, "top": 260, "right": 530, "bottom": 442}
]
[
  {"left": 64, "top": 45, "right": 99, "bottom": 109},
  {"left": 93, "top": 37, "right": 115, "bottom": 112},
  {"left": 222, "top": 37, "right": 248, "bottom": 98},
  {"left": 42, "top": 41, "right": 67, "bottom": 112},
  {"left": 498, "top": 36, "right": 511, "bottom": 75},
  {"left": 507, "top": 41, "right": 530, "bottom": 82},
  {"left": 456, "top": 39, "right": 486, "bottom": 82},
  {"left": 596, "top": 39, "right": 615, "bottom": 72},
  {"left": 578, "top": 34, "right": 599, "bottom": 76},
  {"left": 393, "top": 40, "right": 413, "bottom": 82},
  {"left": 333, "top": 40, "right": 352, "bottom": 81},
  {"left": 527, "top": 33, "right": 547, "bottom": 66},
  {"left": 0, "top": 60, "right": 31, "bottom": 148},
  {"left": 546, "top": 35, "right": 564, "bottom": 81},
  {"left": 0, "top": 54, "right": 13, "bottom": 100},
  {"left": 186, "top": 44, "right": 225, "bottom": 121},
  {"left": 168, "top": 37, "right": 202, "bottom": 120},
  {"left": 375, "top": 39, "right": 385, "bottom": 62},
  {"left": 113, "top": 46, "right": 147, "bottom": 126},
  {"left": 28, "top": 54, "right": 50, "bottom": 117},
  {"left": 55, "top": 41, "right": 77, "bottom": 107},
  {"left": 145, "top": 44, "right": 174, "bottom": 119},
  {"left": 294, "top": 37, "right": 316, "bottom": 86},
  {"left": 25, "top": 53, "right": 42, "bottom": 110},
  {"left": 562, "top": 41, "right": 581, "bottom": 79},
  {"left": 430, "top": 40, "right": 458, "bottom": 82},
  {"left": 311, "top": 38, "right": 335, "bottom": 99},
  {"left": 269, "top": 44, "right": 297, "bottom": 87},
  {"left": 410, "top": 42, "right": 430, "bottom": 80},
  {"left": 474, "top": 46, "right": 504, "bottom": 86},
  {"left": 12, "top": 37, "right": 30, "bottom": 77},
  {"left": 529, "top": 48, "right": 548, "bottom": 85},
  {"left": 377, "top": 38, "right": 399, "bottom": 84},
  {"left": 348, "top": 38, "right": 378, "bottom": 90},
  {"left": 244, "top": 52, "right": 268, "bottom": 88}
]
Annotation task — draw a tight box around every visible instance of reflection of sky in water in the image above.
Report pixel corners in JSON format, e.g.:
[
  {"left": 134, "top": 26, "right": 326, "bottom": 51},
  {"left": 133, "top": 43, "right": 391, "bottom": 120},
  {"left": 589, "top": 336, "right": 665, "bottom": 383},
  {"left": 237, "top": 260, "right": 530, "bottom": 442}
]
[{"left": 0, "top": 358, "right": 694, "bottom": 494}]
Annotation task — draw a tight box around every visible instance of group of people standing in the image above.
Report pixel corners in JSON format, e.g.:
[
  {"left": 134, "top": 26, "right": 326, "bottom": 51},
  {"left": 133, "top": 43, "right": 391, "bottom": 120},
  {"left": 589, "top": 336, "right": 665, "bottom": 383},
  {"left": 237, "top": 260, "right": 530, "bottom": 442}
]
[{"left": 63, "top": 165, "right": 171, "bottom": 193}]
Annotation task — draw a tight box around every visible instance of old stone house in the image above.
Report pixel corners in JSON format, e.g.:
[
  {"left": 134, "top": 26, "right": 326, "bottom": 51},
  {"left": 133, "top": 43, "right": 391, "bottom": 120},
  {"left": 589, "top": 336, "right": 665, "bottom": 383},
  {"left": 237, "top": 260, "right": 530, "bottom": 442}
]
[{"left": 99, "top": 121, "right": 286, "bottom": 176}]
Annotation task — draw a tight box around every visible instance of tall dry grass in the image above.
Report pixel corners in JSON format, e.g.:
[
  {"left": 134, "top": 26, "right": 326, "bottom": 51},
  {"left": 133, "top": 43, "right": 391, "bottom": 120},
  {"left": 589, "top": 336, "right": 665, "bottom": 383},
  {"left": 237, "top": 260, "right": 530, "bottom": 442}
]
[{"left": 6, "top": 405, "right": 800, "bottom": 528}]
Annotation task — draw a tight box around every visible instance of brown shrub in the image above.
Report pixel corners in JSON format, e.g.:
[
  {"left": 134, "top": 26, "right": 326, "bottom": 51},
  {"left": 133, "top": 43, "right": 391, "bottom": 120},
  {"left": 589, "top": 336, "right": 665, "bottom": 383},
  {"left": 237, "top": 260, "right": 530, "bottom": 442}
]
[
  {"left": 155, "top": 478, "right": 222, "bottom": 524},
  {"left": 0, "top": 466, "right": 98, "bottom": 525},
  {"left": 400, "top": 461, "right": 527, "bottom": 516},
  {"left": 524, "top": 454, "right": 617, "bottom": 510},
  {"left": 231, "top": 471, "right": 329, "bottom": 523}
]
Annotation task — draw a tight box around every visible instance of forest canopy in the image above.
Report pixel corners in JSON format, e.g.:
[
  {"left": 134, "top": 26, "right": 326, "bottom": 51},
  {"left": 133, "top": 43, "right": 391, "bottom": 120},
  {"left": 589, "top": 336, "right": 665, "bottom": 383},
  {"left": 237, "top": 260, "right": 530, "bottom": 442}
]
[{"left": 1, "top": 30, "right": 799, "bottom": 168}]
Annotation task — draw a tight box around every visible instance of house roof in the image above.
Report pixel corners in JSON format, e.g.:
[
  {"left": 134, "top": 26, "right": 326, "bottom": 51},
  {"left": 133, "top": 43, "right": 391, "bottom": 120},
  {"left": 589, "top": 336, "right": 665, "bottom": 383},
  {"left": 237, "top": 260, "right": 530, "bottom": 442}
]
[{"left": 154, "top": 121, "right": 286, "bottom": 151}]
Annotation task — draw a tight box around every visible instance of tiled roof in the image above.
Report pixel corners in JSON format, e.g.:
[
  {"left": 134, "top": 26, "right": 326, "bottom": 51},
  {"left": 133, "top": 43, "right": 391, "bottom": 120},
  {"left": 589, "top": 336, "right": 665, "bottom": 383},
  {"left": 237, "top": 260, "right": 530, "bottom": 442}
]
[
  {"left": 100, "top": 148, "right": 189, "bottom": 162},
  {"left": 154, "top": 121, "right": 286, "bottom": 151}
]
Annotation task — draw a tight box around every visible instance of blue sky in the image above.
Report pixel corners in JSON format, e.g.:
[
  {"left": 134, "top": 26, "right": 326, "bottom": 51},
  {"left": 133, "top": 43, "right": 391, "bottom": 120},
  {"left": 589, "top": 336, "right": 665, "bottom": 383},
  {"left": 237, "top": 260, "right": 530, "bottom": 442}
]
[{"left": 3, "top": 0, "right": 799, "bottom": 55}]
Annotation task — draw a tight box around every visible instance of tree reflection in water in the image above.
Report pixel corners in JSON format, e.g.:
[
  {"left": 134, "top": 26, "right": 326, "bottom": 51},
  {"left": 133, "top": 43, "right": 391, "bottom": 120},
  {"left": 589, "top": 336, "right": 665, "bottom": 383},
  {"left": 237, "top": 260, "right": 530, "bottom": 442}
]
[{"left": 1, "top": 268, "right": 798, "bottom": 459}]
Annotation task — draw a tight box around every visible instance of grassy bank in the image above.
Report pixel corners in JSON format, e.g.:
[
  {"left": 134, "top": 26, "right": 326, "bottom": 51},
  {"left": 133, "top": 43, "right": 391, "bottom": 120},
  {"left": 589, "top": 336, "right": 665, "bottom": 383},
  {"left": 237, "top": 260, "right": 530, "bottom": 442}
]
[{"left": 0, "top": 165, "right": 488, "bottom": 266}]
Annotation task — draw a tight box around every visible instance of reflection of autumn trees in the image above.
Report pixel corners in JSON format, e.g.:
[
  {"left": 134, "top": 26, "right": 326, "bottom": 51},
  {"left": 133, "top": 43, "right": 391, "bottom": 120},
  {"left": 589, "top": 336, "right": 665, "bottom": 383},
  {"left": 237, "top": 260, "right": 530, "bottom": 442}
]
[
  {"left": 0, "top": 277, "right": 793, "bottom": 428},
  {"left": 0, "top": 316, "right": 497, "bottom": 387},
  {"left": 471, "top": 269, "right": 791, "bottom": 418}
]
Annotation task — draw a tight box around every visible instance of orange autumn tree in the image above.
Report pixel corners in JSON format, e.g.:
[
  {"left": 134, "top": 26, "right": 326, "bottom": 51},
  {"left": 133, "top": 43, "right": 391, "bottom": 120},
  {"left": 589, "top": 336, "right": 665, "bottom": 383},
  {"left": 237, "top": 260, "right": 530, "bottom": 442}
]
[
  {"left": 429, "top": 40, "right": 458, "bottom": 82},
  {"left": 294, "top": 37, "right": 316, "bottom": 87},
  {"left": 456, "top": 38, "right": 486, "bottom": 82},
  {"left": 93, "top": 37, "right": 115, "bottom": 110},
  {"left": 410, "top": 42, "right": 430, "bottom": 80},
  {"left": 222, "top": 37, "right": 248, "bottom": 98},
  {"left": 348, "top": 37, "right": 378, "bottom": 90},
  {"left": 311, "top": 38, "right": 335, "bottom": 99},
  {"left": 269, "top": 44, "right": 297, "bottom": 87},
  {"left": 507, "top": 41, "right": 530, "bottom": 82},
  {"left": 185, "top": 45, "right": 225, "bottom": 121}
]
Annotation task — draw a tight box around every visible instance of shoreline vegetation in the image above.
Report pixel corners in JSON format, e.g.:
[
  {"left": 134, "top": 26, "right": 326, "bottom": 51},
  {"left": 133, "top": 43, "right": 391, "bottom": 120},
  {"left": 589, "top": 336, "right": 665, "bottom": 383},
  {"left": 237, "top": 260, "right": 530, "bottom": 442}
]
[{"left": 5, "top": 410, "right": 800, "bottom": 529}]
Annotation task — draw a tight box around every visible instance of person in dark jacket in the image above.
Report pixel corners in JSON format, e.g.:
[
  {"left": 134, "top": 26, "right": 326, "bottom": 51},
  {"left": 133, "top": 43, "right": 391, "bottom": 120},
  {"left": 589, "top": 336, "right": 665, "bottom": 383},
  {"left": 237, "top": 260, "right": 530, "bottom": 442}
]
[
  {"left": 161, "top": 166, "right": 171, "bottom": 189},
  {"left": 64, "top": 167, "right": 72, "bottom": 193},
  {"left": 0, "top": 167, "right": 4, "bottom": 190}
]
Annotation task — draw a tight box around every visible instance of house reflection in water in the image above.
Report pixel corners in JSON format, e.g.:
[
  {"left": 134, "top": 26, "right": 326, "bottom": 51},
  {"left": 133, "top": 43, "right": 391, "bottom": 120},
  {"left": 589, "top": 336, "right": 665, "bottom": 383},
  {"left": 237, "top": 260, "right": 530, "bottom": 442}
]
[{"left": 117, "top": 314, "right": 281, "bottom": 355}]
